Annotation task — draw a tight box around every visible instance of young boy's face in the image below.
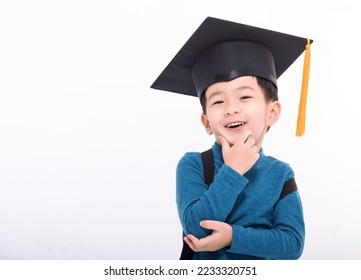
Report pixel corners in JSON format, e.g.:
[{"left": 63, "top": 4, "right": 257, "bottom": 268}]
[{"left": 201, "top": 76, "right": 281, "bottom": 148}]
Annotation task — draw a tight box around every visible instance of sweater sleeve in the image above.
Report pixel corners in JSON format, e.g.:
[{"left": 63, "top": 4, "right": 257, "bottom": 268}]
[
  {"left": 228, "top": 190, "right": 305, "bottom": 259},
  {"left": 176, "top": 152, "right": 249, "bottom": 238}
]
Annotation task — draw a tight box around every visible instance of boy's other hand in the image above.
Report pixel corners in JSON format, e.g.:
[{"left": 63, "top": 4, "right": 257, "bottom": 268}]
[
  {"left": 184, "top": 220, "right": 233, "bottom": 252},
  {"left": 219, "top": 130, "right": 259, "bottom": 175}
]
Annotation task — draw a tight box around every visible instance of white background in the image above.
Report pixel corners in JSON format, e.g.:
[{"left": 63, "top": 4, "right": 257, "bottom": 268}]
[{"left": 0, "top": 0, "right": 360, "bottom": 260}]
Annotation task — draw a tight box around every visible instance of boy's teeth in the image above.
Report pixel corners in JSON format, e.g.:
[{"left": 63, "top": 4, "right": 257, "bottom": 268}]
[{"left": 226, "top": 122, "right": 244, "bottom": 128}]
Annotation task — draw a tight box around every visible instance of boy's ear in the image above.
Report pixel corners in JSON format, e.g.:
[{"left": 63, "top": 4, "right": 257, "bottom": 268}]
[
  {"left": 201, "top": 113, "right": 213, "bottom": 135},
  {"left": 267, "top": 101, "right": 281, "bottom": 127}
]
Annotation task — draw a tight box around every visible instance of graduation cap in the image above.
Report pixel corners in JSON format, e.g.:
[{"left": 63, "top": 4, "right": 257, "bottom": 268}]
[{"left": 151, "top": 17, "right": 312, "bottom": 136}]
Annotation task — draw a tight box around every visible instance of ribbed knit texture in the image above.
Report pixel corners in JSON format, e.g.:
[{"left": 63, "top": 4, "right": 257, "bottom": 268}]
[{"left": 176, "top": 143, "right": 304, "bottom": 260}]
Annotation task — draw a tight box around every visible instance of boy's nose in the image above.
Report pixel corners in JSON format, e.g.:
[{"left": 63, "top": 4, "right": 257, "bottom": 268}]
[{"left": 225, "top": 104, "right": 240, "bottom": 115}]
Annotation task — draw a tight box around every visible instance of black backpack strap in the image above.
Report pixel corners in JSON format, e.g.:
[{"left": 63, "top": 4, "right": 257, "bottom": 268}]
[
  {"left": 201, "top": 148, "right": 215, "bottom": 186},
  {"left": 179, "top": 148, "right": 215, "bottom": 260},
  {"left": 279, "top": 178, "right": 298, "bottom": 200}
]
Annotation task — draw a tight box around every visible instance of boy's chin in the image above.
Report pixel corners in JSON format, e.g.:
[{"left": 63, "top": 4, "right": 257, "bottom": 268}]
[{"left": 215, "top": 135, "right": 236, "bottom": 147}]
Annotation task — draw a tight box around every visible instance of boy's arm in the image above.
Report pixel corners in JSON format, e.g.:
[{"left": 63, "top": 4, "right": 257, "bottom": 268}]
[
  {"left": 177, "top": 131, "right": 259, "bottom": 239},
  {"left": 183, "top": 192, "right": 304, "bottom": 259},
  {"left": 229, "top": 191, "right": 304, "bottom": 259},
  {"left": 176, "top": 153, "right": 248, "bottom": 239}
]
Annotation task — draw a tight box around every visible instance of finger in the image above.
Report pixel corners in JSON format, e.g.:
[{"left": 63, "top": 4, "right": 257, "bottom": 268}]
[
  {"left": 200, "top": 220, "right": 222, "bottom": 231},
  {"left": 186, "top": 234, "right": 204, "bottom": 251},
  {"left": 243, "top": 130, "right": 255, "bottom": 144},
  {"left": 251, "top": 145, "right": 258, "bottom": 154},
  {"left": 238, "top": 129, "right": 253, "bottom": 144},
  {"left": 186, "top": 234, "right": 199, "bottom": 244},
  {"left": 183, "top": 236, "right": 196, "bottom": 251},
  {"left": 245, "top": 136, "right": 256, "bottom": 147}
]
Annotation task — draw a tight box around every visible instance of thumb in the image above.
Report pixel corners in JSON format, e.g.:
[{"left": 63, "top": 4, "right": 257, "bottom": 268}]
[
  {"left": 200, "top": 220, "right": 222, "bottom": 231},
  {"left": 218, "top": 135, "right": 230, "bottom": 152}
]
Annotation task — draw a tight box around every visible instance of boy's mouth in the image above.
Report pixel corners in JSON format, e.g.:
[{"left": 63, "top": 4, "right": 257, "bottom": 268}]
[{"left": 225, "top": 121, "right": 246, "bottom": 129}]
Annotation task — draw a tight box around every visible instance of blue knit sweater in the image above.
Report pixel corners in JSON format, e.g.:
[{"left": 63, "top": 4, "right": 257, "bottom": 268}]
[{"left": 176, "top": 143, "right": 305, "bottom": 260}]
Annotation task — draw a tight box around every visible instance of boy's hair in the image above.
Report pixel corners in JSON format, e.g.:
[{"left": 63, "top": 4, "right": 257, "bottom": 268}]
[{"left": 200, "top": 76, "right": 278, "bottom": 114}]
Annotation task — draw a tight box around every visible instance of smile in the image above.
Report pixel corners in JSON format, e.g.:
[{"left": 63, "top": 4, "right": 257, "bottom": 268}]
[{"left": 225, "top": 121, "right": 246, "bottom": 128}]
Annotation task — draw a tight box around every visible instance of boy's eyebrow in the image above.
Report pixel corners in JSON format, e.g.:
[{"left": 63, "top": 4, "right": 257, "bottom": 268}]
[
  {"left": 236, "top": 85, "right": 255, "bottom": 92},
  {"left": 207, "top": 85, "right": 255, "bottom": 100},
  {"left": 207, "top": 90, "right": 223, "bottom": 100}
]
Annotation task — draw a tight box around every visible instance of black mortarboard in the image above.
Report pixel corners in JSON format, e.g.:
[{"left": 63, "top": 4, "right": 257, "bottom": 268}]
[{"left": 151, "top": 17, "right": 312, "bottom": 136}]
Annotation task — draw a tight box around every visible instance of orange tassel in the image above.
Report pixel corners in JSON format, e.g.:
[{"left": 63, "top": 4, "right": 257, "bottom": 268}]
[{"left": 296, "top": 38, "right": 311, "bottom": 137}]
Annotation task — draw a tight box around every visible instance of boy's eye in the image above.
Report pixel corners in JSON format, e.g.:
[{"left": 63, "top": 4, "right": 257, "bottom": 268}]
[
  {"left": 212, "top": 100, "right": 224, "bottom": 105},
  {"left": 240, "top": 96, "right": 251, "bottom": 100}
]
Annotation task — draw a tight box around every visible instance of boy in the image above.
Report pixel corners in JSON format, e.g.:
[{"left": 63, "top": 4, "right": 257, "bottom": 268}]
[{"left": 151, "top": 17, "right": 312, "bottom": 260}]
